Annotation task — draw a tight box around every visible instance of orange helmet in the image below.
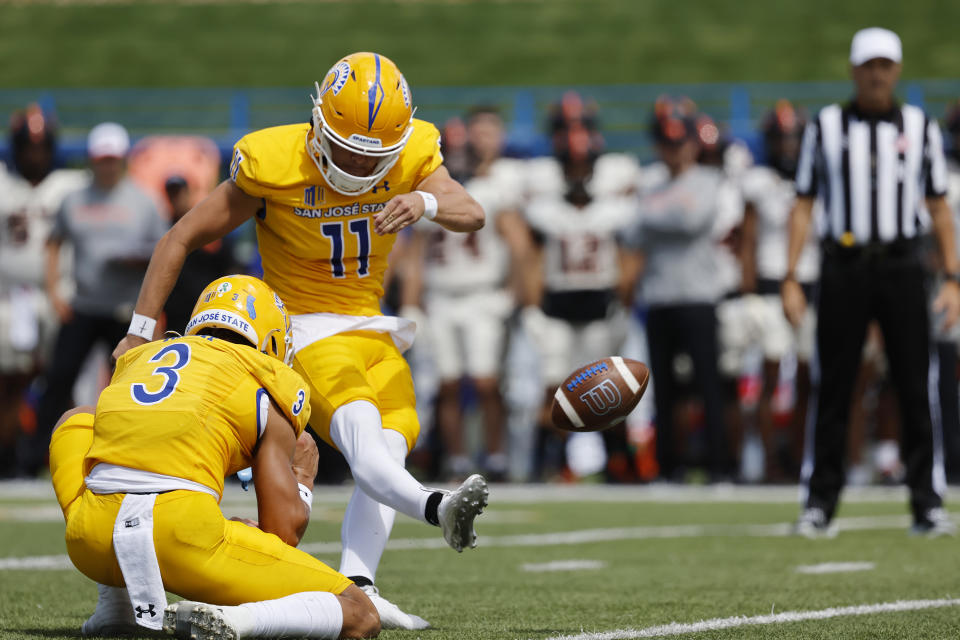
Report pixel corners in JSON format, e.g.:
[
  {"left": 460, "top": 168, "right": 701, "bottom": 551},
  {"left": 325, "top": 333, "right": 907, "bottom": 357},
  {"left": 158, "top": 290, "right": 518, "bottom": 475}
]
[
  {"left": 184, "top": 275, "right": 294, "bottom": 366},
  {"left": 308, "top": 52, "right": 414, "bottom": 195}
]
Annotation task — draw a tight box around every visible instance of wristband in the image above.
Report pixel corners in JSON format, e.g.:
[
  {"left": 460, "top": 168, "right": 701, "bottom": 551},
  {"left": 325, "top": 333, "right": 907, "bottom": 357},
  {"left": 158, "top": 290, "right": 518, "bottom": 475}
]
[
  {"left": 128, "top": 313, "right": 157, "bottom": 341},
  {"left": 416, "top": 190, "right": 438, "bottom": 221},
  {"left": 297, "top": 482, "right": 313, "bottom": 513}
]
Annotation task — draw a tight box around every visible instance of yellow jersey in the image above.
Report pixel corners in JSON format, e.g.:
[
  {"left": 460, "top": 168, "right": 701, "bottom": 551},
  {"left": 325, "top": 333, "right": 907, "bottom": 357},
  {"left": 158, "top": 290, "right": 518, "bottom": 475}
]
[
  {"left": 231, "top": 119, "right": 444, "bottom": 316},
  {"left": 85, "top": 336, "right": 310, "bottom": 498}
]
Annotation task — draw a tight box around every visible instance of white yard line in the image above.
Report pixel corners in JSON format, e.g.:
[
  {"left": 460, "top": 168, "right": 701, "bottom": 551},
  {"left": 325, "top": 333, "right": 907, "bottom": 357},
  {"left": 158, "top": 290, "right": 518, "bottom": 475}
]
[
  {"left": 0, "top": 554, "right": 73, "bottom": 570},
  {"left": 0, "top": 513, "right": 929, "bottom": 570},
  {"left": 0, "top": 479, "right": 929, "bottom": 505},
  {"left": 298, "top": 514, "right": 911, "bottom": 554},
  {"left": 795, "top": 561, "right": 876, "bottom": 574},
  {"left": 1, "top": 514, "right": 913, "bottom": 569},
  {"left": 522, "top": 560, "right": 607, "bottom": 572},
  {"left": 540, "top": 598, "right": 960, "bottom": 640}
]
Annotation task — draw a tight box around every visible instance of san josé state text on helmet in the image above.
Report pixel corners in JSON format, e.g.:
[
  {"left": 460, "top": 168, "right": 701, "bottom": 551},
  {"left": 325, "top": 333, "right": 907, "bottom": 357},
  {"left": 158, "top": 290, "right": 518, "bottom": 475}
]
[{"left": 184, "top": 275, "right": 295, "bottom": 366}]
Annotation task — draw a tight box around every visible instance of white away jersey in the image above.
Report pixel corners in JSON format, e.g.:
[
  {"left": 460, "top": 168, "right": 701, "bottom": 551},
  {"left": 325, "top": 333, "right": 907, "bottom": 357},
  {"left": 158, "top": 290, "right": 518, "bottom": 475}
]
[
  {"left": 523, "top": 153, "right": 640, "bottom": 200},
  {"left": 0, "top": 166, "right": 89, "bottom": 294},
  {"left": 422, "top": 158, "right": 524, "bottom": 293},
  {"left": 741, "top": 165, "right": 819, "bottom": 283},
  {"left": 525, "top": 193, "right": 636, "bottom": 292}
]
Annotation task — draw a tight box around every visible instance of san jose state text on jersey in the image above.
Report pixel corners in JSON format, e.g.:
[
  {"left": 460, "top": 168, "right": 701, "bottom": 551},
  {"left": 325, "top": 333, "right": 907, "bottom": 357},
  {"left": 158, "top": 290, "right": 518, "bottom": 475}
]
[{"left": 293, "top": 201, "right": 388, "bottom": 219}]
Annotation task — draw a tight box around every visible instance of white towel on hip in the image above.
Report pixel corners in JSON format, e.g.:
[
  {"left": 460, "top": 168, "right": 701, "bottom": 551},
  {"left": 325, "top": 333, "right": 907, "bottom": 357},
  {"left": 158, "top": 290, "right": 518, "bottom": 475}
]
[{"left": 112, "top": 493, "right": 166, "bottom": 631}]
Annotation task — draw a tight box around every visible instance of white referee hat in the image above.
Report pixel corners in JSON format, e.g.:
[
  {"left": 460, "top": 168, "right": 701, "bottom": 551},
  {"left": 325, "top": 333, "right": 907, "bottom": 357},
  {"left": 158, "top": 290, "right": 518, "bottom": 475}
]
[
  {"left": 87, "top": 122, "right": 130, "bottom": 159},
  {"left": 850, "top": 27, "right": 902, "bottom": 66}
]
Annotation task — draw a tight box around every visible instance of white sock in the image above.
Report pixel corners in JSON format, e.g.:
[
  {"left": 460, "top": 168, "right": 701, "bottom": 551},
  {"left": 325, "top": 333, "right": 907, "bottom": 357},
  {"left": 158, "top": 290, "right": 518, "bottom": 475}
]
[
  {"left": 339, "top": 486, "right": 396, "bottom": 581},
  {"left": 339, "top": 429, "right": 407, "bottom": 580},
  {"left": 234, "top": 592, "right": 343, "bottom": 639},
  {"left": 330, "top": 401, "right": 431, "bottom": 524}
]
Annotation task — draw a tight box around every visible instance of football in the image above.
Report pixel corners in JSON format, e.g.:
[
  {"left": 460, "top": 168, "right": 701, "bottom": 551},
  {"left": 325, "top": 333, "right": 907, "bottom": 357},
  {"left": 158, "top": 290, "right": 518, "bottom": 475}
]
[{"left": 551, "top": 357, "right": 650, "bottom": 432}]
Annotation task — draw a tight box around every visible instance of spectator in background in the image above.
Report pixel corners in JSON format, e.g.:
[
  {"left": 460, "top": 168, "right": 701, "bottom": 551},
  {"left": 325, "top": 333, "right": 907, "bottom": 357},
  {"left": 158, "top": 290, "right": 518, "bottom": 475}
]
[
  {"left": 401, "top": 107, "right": 527, "bottom": 481},
  {"left": 737, "top": 100, "right": 818, "bottom": 481},
  {"left": 522, "top": 93, "right": 639, "bottom": 481},
  {"left": 162, "top": 175, "right": 240, "bottom": 333},
  {"left": 19, "top": 123, "right": 166, "bottom": 476},
  {"left": 621, "top": 98, "right": 735, "bottom": 483},
  {"left": 692, "top": 110, "right": 748, "bottom": 478},
  {"left": 0, "top": 105, "right": 87, "bottom": 476}
]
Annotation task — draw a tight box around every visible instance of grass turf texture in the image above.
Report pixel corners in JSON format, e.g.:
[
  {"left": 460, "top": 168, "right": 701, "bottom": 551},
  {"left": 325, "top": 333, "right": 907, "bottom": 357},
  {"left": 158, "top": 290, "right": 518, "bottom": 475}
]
[
  {"left": 2, "top": 487, "right": 959, "bottom": 639},
  {"left": 0, "top": 0, "right": 959, "bottom": 88}
]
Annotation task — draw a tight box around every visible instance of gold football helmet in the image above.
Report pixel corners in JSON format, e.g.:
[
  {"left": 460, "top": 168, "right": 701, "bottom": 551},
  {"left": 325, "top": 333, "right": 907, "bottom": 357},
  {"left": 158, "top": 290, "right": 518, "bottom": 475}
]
[
  {"left": 184, "top": 275, "right": 294, "bottom": 365},
  {"left": 308, "top": 52, "right": 414, "bottom": 195}
]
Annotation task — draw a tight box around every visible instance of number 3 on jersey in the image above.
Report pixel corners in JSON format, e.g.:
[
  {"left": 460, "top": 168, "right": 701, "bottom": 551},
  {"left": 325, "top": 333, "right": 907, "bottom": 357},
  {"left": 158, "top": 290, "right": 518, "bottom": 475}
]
[
  {"left": 321, "top": 219, "right": 370, "bottom": 278},
  {"left": 130, "top": 342, "right": 192, "bottom": 405}
]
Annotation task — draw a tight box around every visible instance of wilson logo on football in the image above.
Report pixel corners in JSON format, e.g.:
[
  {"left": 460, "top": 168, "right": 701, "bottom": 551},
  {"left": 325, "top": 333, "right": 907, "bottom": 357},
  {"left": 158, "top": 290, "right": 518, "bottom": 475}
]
[{"left": 578, "top": 379, "right": 622, "bottom": 416}]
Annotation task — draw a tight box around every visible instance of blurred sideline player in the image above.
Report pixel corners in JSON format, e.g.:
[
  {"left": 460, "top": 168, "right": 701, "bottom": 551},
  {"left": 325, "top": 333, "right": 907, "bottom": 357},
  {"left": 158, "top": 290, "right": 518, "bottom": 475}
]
[
  {"left": 690, "top": 109, "right": 748, "bottom": 477},
  {"left": 401, "top": 106, "right": 527, "bottom": 481},
  {"left": 111, "top": 52, "right": 487, "bottom": 629},
  {"left": 737, "top": 100, "right": 818, "bottom": 480},
  {"left": 51, "top": 275, "right": 380, "bottom": 640},
  {"left": 0, "top": 105, "right": 87, "bottom": 475},
  {"left": 162, "top": 175, "right": 241, "bottom": 335},
  {"left": 521, "top": 93, "right": 640, "bottom": 480},
  {"left": 621, "top": 98, "right": 734, "bottom": 482}
]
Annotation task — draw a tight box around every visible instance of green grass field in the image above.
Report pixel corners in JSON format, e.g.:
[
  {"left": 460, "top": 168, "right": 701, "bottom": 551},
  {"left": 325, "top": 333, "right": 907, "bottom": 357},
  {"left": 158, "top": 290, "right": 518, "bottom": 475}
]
[
  {"left": 1, "top": 0, "right": 959, "bottom": 88},
  {"left": 3, "top": 483, "right": 959, "bottom": 639}
]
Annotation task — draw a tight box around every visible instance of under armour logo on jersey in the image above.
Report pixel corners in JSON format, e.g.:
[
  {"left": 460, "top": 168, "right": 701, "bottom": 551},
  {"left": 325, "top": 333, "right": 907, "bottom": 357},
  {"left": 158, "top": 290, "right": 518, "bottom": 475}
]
[
  {"left": 579, "top": 379, "right": 622, "bottom": 417},
  {"left": 371, "top": 181, "right": 390, "bottom": 194},
  {"left": 135, "top": 605, "right": 156, "bottom": 618}
]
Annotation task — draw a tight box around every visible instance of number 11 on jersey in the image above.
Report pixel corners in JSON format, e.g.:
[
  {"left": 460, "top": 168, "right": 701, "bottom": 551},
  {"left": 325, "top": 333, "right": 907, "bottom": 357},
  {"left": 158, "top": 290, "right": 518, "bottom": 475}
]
[{"left": 321, "top": 219, "right": 370, "bottom": 278}]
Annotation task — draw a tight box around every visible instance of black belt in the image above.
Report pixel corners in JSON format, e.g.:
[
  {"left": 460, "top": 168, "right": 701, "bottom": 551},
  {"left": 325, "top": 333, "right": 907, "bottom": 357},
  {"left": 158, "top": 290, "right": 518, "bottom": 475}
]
[{"left": 821, "top": 237, "right": 923, "bottom": 262}]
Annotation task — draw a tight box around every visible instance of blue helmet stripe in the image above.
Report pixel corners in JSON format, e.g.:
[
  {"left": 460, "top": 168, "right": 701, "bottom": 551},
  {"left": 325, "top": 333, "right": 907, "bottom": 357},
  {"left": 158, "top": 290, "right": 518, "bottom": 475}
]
[{"left": 367, "top": 54, "right": 385, "bottom": 132}]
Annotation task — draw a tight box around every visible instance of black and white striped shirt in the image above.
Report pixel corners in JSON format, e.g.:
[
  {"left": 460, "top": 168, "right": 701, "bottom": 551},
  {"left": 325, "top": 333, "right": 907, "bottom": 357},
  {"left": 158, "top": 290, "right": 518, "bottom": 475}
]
[{"left": 795, "top": 102, "right": 948, "bottom": 245}]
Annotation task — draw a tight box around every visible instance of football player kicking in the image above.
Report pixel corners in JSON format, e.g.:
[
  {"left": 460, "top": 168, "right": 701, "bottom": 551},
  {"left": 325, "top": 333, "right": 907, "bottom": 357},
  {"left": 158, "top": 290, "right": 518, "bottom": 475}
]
[
  {"left": 112, "top": 52, "right": 488, "bottom": 629},
  {"left": 52, "top": 275, "right": 379, "bottom": 639}
]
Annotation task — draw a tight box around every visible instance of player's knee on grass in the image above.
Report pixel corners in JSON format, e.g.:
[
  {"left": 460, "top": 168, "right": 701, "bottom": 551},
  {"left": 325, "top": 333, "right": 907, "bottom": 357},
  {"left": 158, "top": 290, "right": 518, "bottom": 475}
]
[{"left": 338, "top": 584, "right": 381, "bottom": 638}]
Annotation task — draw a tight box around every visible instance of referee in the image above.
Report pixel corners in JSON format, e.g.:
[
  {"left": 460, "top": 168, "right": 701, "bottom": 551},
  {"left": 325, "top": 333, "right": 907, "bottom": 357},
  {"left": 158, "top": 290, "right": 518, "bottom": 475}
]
[{"left": 782, "top": 27, "right": 960, "bottom": 537}]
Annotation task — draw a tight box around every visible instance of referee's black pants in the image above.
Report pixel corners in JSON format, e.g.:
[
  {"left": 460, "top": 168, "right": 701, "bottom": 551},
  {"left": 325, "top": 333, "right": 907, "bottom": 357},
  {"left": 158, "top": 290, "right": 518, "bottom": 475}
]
[{"left": 805, "top": 248, "right": 943, "bottom": 522}]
